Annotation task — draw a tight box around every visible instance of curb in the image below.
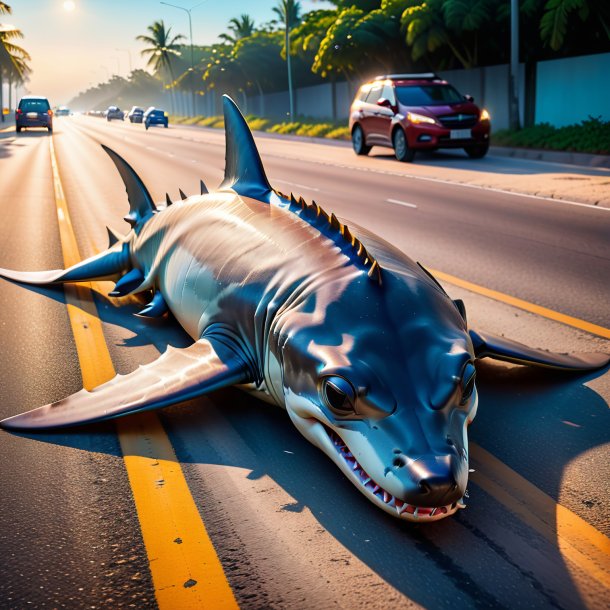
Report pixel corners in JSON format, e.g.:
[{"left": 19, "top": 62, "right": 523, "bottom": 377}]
[
  {"left": 489, "top": 145, "right": 610, "bottom": 170},
  {"left": 174, "top": 123, "right": 610, "bottom": 170}
]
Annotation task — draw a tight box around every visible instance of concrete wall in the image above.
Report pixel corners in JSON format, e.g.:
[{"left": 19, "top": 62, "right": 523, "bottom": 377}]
[
  {"left": 535, "top": 52, "right": 610, "bottom": 127},
  {"left": 215, "top": 52, "right": 609, "bottom": 130},
  {"left": 438, "top": 64, "right": 525, "bottom": 131},
  {"left": 247, "top": 81, "right": 353, "bottom": 121},
  {"left": 244, "top": 66, "right": 526, "bottom": 129}
]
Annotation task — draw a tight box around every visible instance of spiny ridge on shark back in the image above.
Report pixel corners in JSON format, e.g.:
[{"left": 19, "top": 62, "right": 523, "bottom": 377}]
[{"left": 270, "top": 191, "right": 382, "bottom": 285}]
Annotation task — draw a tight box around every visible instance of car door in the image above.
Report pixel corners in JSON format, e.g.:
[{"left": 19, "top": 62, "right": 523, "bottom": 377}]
[
  {"left": 361, "top": 83, "right": 383, "bottom": 145},
  {"left": 368, "top": 83, "right": 396, "bottom": 146}
]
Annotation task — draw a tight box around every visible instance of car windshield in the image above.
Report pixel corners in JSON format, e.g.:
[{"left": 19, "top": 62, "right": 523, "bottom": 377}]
[
  {"left": 395, "top": 85, "right": 464, "bottom": 106},
  {"left": 19, "top": 99, "right": 50, "bottom": 112}
]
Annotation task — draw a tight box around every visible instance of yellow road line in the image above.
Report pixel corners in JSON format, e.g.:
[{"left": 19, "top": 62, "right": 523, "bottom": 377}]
[
  {"left": 430, "top": 268, "right": 610, "bottom": 340},
  {"left": 49, "top": 137, "right": 238, "bottom": 609},
  {"left": 470, "top": 443, "right": 610, "bottom": 590}
]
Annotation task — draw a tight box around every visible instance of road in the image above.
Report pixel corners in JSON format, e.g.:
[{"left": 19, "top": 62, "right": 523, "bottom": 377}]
[{"left": 0, "top": 116, "right": 608, "bottom": 610}]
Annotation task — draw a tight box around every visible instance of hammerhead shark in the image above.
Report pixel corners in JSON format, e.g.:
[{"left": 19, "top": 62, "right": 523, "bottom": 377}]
[{"left": 0, "top": 96, "right": 607, "bottom": 522}]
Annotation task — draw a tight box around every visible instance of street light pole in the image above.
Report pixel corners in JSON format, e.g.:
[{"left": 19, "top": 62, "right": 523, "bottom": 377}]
[
  {"left": 509, "top": 0, "right": 520, "bottom": 130},
  {"left": 285, "top": 9, "right": 294, "bottom": 121},
  {"left": 160, "top": 1, "right": 206, "bottom": 117}
]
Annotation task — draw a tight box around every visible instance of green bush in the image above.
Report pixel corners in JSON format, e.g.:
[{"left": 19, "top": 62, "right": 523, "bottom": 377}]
[
  {"left": 268, "top": 122, "right": 302, "bottom": 135},
  {"left": 248, "top": 117, "right": 271, "bottom": 131},
  {"left": 324, "top": 126, "right": 351, "bottom": 140},
  {"left": 295, "top": 123, "right": 335, "bottom": 137},
  {"left": 493, "top": 117, "right": 610, "bottom": 155},
  {"left": 198, "top": 115, "right": 223, "bottom": 127},
  {"left": 170, "top": 113, "right": 351, "bottom": 142}
]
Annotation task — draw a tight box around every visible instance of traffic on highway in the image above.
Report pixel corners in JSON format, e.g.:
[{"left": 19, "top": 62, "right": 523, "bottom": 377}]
[{"left": 1, "top": 1, "right": 609, "bottom": 609}]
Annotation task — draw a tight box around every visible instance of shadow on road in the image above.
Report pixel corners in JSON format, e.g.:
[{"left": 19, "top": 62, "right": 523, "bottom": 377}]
[
  {"left": 0, "top": 128, "right": 52, "bottom": 159},
  {"left": 2, "top": 279, "right": 607, "bottom": 607}
]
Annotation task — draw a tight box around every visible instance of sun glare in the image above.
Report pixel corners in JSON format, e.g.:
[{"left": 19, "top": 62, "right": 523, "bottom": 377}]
[{"left": 63, "top": 0, "right": 75, "bottom": 11}]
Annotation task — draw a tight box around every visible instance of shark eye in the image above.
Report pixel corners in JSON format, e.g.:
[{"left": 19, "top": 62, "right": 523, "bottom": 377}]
[
  {"left": 321, "top": 376, "right": 356, "bottom": 415},
  {"left": 460, "top": 362, "right": 476, "bottom": 405}
]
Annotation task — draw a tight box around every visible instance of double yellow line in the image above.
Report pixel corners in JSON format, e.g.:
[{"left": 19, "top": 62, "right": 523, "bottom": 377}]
[
  {"left": 430, "top": 269, "right": 610, "bottom": 340},
  {"left": 49, "top": 137, "right": 238, "bottom": 609}
]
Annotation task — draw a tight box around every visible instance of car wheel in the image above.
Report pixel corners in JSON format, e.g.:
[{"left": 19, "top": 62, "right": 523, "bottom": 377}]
[
  {"left": 393, "top": 128, "right": 415, "bottom": 162},
  {"left": 48, "top": 126, "right": 53, "bottom": 133},
  {"left": 164, "top": 123, "right": 168, "bottom": 128},
  {"left": 145, "top": 123, "right": 149, "bottom": 130},
  {"left": 464, "top": 143, "right": 489, "bottom": 159},
  {"left": 351, "top": 125, "right": 371, "bottom": 156},
  {"left": 16, "top": 126, "right": 22, "bottom": 133}
]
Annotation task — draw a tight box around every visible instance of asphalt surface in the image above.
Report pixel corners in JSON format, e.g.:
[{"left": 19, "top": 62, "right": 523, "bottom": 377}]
[{"left": 0, "top": 116, "right": 608, "bottom": 609}]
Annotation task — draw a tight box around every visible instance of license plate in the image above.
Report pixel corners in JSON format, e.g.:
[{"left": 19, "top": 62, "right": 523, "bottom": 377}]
[
  {"left": 26, "top": 112, "right": 38, "bottom": 118},
  {"left": 450, "top": 128, "right": 471, "bottom": 139}
]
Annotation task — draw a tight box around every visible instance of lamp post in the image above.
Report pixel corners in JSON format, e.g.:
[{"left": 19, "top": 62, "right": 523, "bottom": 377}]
[
  {"left": 116, "top": 48, "right": 133, "bottom": 75},
  {"left": 509, "top": 0, "right": 520, "bottom": 130},
  {"left": 160, "top": 1, "right": 206, "bottom": 116},
  {"left": 285, "top": 8, "right": 294, "bottom": 121}
]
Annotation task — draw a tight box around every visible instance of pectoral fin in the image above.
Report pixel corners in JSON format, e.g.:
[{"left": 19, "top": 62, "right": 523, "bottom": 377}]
[
  {"left": 0, "top": 246, "right": 128, "bottom": 285},
  {"left": 469, "top": 329, "right": 610, "bottom": 371},
  {"left": 0, "top": 339, "right": 250, "bottom": 430}
]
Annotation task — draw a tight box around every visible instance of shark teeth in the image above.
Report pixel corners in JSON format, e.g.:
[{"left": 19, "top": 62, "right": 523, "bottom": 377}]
[{"left": 327, "top": 428, "right": 458, "bottom": 521}]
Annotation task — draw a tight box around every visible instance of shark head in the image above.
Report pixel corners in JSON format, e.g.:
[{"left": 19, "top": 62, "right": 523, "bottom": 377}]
[{"left": 272, "top": 268, "right": 477, "bottom": 522}]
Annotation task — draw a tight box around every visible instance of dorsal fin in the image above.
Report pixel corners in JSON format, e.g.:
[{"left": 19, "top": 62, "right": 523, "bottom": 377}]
[
  {"left": 102, "top": 145, "right": 156, "bottom": 227},
  {"left": 220, "top": 95, "right": 272, "bottom": 201},
  {"left": 200, "top": 179, "right": 209, "bottom": 195},
  {"left": 165, "top": 193, "right": 173, "bottom": 207},
  {"left": 179, "top": 188, "right": 187, "bottom": 200}
]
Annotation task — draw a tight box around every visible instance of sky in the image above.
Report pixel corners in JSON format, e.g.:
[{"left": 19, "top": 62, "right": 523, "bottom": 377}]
[{"left": 3, "top": 0, "right": 332, "bottom": 104}]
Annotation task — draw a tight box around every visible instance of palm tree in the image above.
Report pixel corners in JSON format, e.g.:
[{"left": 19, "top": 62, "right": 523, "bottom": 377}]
[
  {"left": 272, "top": 0, "right": 302, "bottom": 120},
  {"left": 219, "top": 14, "right": 256, "bottom": 44},
  {"left": 136, "top": 20, "right": 185, "bottom": 112},
  {"left": 1, "top": 3, "right": 30, "bottom": 122}
]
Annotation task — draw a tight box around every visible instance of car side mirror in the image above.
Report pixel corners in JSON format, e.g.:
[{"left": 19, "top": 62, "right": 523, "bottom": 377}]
[
  {"left": 377, "top": 98, "right": 392, "bottom": 108},
  {"left": 464, "top": 94, "right": 474, "bottom": 102}
]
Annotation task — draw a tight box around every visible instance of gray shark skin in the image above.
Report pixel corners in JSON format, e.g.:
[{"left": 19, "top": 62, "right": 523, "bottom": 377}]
[{"left": 0, "top": 96, "right": 608, "bottom": 523}]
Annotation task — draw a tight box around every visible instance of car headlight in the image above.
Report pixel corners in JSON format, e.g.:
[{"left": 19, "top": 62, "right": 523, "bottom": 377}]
[
  {"left": 480, "top": 108, "right": 490, "bottom": 122},
  {"left": 407, "top": 111, "right": 437, "bottom": 125}
]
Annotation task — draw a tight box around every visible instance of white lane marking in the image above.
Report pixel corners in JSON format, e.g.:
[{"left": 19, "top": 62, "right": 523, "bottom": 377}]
[
  {"left": 386, "top": 198, "right": 417, "bottom": 209},
  {"left": 272, "top": 178, "right": 320, "bottom": 192},
  {"left": 281, "top": 157, "right": 610, "bottom": 212}
]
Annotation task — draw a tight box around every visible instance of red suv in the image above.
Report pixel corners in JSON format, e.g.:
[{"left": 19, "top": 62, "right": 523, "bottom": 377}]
[{"left": 349, "top": 73, "right": 490, "bottom": 162}]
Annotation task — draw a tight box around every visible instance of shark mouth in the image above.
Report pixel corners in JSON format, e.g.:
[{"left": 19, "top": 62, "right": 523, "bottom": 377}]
[{"left": 325, "top": 427, "right": 463, "bottom": 522}]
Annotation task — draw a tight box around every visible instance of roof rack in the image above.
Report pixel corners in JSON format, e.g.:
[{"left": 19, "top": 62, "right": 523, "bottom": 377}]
[{"left": 374, "top": 73, "right": 439, "bottom": 81}]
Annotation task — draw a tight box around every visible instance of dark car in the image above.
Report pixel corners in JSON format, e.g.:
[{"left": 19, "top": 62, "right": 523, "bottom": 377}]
[
  {"left": 55, "top": 106, "right": 70, "bottom": 116},
  {"left": 349, "top": 73, "right": 491, "bottom": 162},
  {"left": 106, "top": 106, "right": 125, "bottom": 121},
  {"left": 127, "top": 106, "right": 144, "bottom": 123},
  {"left": 16, "top": 96, "right": 53, "bottom": 133},
  {"left": 144, "top": 107, "right": 168, "bottom": 130}
]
